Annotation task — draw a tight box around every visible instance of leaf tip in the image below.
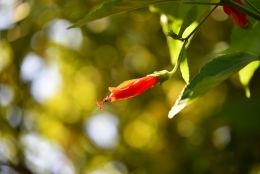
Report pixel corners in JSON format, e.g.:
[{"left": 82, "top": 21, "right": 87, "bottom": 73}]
[
  {"left": 68, "top": 18, "right": 87, "bottom": 29},
  {"left": 67, "top": 25, "right": 75, "bottom": 29},
  {"left": 245, "top": 87, "right": 251, "bottom": 98},
  {"left": 168, "top": 101, "right": 187, "bottom": 119}
]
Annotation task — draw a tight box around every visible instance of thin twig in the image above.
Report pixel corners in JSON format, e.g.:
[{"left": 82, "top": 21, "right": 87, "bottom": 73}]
[
  {"left": 244, "top": 0, "right": 260, "bottom": 15},
  {"left": 184, "top": 1, "right": 222, "bottom": 5},
  {"left": 168, "top": 5, "right": 218, "bottom": 77},
  {"left": 185, "top": 5, "right": 218, "bottom": 40}
]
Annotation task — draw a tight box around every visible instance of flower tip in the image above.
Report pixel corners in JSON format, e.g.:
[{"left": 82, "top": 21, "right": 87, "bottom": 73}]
[
  {"left": 96, "top": 96, "right": 111, "bottom": 110},
  {"left": 96, "top": 100, "right": 104, "bottom": 110}
]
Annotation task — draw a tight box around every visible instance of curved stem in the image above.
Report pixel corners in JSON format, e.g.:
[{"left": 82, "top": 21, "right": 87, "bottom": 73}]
[
  {"left": 168, "top": 5, "right": 218, "bottom": 78},
  {"left": 185, "top": 5, "right": 218, "bottom": 40},
  {"left": 169, "top": 40, "right": 187, "bottom": 77}
]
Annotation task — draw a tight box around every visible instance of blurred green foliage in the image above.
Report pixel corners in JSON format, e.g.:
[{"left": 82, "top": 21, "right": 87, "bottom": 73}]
[{"left": 0, "top": 0, "right": 260, "bottom": 174}]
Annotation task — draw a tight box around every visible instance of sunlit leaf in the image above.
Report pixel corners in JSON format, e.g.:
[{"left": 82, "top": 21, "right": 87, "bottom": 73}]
[
  {"left": 179, "top": 22, "right": 198, "bottom": 83},
  {"left": 168, "top": 52, "right": 259, "bottom": 118},
  {"left": 159, "top": 15, "right": 183, "bottom": 64},
  {"left": 227, "top": 21, "right": 260, "bottom": 98},
  {"left": 238, "top": 60, "right": 260, "bottom": 98},
  {"left": 180, "top": 52, "right": 189, "bottom": 83},
  {"left": 160, "top": 17, "right": 197, "bottom": 82},
  {"left": 153, "top": 2, "right": 207, "bottom": 82},
  {"left": 178, "top": 5, "right": 198, "bottom": 37}
]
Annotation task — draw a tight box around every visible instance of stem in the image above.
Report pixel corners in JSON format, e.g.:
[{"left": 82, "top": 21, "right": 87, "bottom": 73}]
[
  {"left": 153, "top": 0, "right": 222, "bottom": 6},
  {"left": 169, "top": 40, "right": 187, "bottom": 76},
  {"left": 185, "top": 5, "right": 218, "bottom": 40},
  {"left": 227, "top": 0, "right": 260, "bottom": 20},
  {"left": 244, "top": 0, "right": 260, "bottom": 15},
  {"left": 183, "top": 1, "right": 222, "bottom": 5},
  {"left": 168, "top": 30, "right": 185, "bottom": 41},
  {"left": 168, "top": 5, "right": 218, "bottom": 78}
]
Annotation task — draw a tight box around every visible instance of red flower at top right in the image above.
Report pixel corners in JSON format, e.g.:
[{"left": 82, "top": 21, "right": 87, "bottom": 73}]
[{"left": 223, "top": 0, "right": 248, "bottom": 28}]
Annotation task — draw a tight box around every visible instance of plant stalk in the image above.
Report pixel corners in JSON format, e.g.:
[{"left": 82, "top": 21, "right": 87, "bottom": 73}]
[
  {"left": 244, "top": 0, "right": 260, "bottom": 15},
  {"left": 168, "top": 5, "right": 218, "bottom": 78}
]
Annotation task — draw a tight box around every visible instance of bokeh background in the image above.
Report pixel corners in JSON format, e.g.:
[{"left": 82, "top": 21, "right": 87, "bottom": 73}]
[{"left": 1, "top": 0, "right": 260, "bottom": 173}]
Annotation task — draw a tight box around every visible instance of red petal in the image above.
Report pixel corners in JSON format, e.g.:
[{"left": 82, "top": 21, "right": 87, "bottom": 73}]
[
  {"left": 97, "top": 75, "right": 159, "bottom": 109},
  {"left": 223, "top": 0, "right": 248, "bottom": 28},
  {"left": 110, "top": 76, "right": 158, "bottom": 101}
]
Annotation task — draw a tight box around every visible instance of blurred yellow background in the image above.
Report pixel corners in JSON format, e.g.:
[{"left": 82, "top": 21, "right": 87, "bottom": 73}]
[{"left": 0, "top": 0, "right": 260, "bottom": 173}]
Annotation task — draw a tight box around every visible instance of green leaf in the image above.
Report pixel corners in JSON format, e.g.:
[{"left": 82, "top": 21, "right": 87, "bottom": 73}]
[
  {"left": 70, "top": 0, "right": 180, "bottom": 28},
  {"left": 228, "top": 22, "right": 260, "bottom": 98},
  {"left": 156, "top": 4, "right": 198, "bottom": 82},
  {"left": 178, "top": 5, "right": 198, "bottom": 37},
  {"left": 153, "top": 2, "right": 208, "bottom": 82},
  {"left": 180, "top": 51, "right": 189, "bottom": 83},
  {"left": 168, "top": 52, "right": 259, "bottom": 118},
  {"left": 161, "top": 17, "right": 197, "bottom": 82},
  {"left": 160, "top": 16, "right": 184, "bottom": 64},
  {"left": 238, "top": 60, "right": 260, "bottom": 98}
]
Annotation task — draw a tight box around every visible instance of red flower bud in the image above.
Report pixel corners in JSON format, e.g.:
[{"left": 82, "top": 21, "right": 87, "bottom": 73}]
[
  {"left": 97, "top": 75, "right": 159, "bottom": 110},
  {"left": 223, "top": 0, "right": 248, "bottom": 28}
]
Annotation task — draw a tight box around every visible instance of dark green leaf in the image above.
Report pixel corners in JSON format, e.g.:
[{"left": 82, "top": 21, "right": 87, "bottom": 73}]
[
  {"left": 228, "top": 22, "right": 260, "bottom": 97},
  {"left": 70, "top": 0, "right": 180, "bottom": 28},
  {"left": 169, "top": 52, "right": 259, "bottom": 118}
]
